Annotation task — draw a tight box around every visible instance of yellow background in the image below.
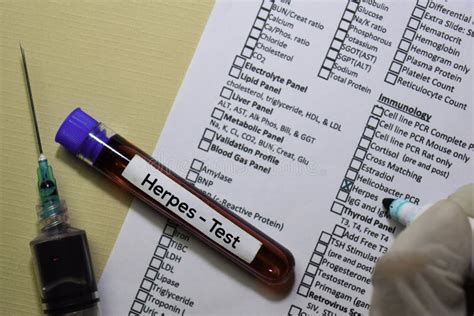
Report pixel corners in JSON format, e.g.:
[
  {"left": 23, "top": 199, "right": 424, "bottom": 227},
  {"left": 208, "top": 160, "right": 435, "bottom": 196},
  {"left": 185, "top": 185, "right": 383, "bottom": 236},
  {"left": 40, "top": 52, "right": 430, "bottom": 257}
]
[{"left": 0, "top": 1, "right": 213, "bottom": 314}]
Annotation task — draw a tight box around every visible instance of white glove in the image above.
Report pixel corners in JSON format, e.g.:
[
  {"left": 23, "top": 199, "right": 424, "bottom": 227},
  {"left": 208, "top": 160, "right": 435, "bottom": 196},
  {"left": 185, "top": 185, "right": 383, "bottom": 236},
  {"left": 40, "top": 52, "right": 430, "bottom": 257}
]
[{"left": 370, "top": 184, "right": 473, "bottom": 316}]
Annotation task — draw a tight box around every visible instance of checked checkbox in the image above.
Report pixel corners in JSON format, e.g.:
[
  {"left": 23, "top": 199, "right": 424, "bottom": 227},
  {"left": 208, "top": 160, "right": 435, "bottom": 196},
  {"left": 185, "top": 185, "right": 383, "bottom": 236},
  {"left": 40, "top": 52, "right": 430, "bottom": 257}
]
[{"left": 340, "top": 178, "right": 354, "bottom": 192}]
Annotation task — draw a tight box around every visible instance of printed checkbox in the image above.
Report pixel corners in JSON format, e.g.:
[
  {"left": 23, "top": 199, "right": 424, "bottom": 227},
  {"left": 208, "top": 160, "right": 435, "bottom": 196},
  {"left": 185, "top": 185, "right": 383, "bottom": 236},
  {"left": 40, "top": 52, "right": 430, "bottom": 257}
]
[
  {"left": 416, "top": 0, "right": 429, "bottom": 8},
  {"left": 249, "top": 27, "right": 261, "bottom": 39},
  {"left": 331, "top": 39, "right": 343, "bottom": 50},
  {"left": 131, "top": 301, "right": 144, "bottom": 313},
  {"left": 141, "top": 279, "right": 153, "bottom": 291},
  {"left": 343, "top": 10, "right": 355, "bottom": 21},
  {"left": 203, "top": 128, "right": 216, "bottom": 141},
  {"left": 408, "top": 17, "right": 420, "bottom": 30},
  {"left": 390, "top": 61, "right": 402, "bottom": 74},
  {"left": 331, "top": 201, "right": 345, "bottom": 215},
  {"left": 336, "top": 190, "right": 349, "bottom": 202},
  {"left": 354, "top": 148, "right": 367, "bottom": 160},
  {"left": 145, "top": 268, "right": 157, "bottom": 280},
  {"left": 323, "top": 58, "right": 335, "bottom": 69},
  {"left": 318, "top": 68, "right": 330, "bottom": 79},
  {"left": 211, "top": 107, "right": 224, "bottom": 120},
  {"left": 350, "top": 159, "right": 362, "bottom": 170},
  {"left": 367, "top": 117, "right": 380, "bottom": 129},
  {"left": 289, "top": 305, "right": 302, "bottom": 315},
  {"left": 412, "top": 7, "right": 424, "bottom": 19},
  {"left": 335, "top": 29, "right": 346, "bottom": 41},
  {"left": 345, "top": 168, "right": 358, "bottom": 181},
  {"left": 241, "top": 46, "right": 253, "bottom": 58},
  {"left": 220, "top": 87, "right": 233, "bottom": 99},
  {"left": 159, "top": 235, "right": 171, "bottom": 247},
  {"left": 398, "top": 39, "right": 411, "bottom": 51},
  {"left": 163, "top": 224, "right": 176, "bottom": 236},
  {"left": 347, "top": 1, "right": 359, "bottom": 12},
  {"left": 339, "top": 20, "right": 350, "bottom": 31},
  {"left": 246, "top": 37, "right": 258, "bottom": 49},
  {"left": 198, "top": 139, "right": 211, "bottom": 152},
  {"left": 254, "top": 18, "right": 265, "bottom": 30},
  {"left": 311, "top": 253, "right": 322, "bottom": 264},
  {"left": 315, "top": 243, "right": 327, "bottom": 254},
  {"left": 233, "top": 55, "right": 246, "bottom": 68},
  {"left": 186, "top": 170, "right": 199, "bottom": 183},
  {"left": 372, "top": 105, "right": 384, "bottom": 117},
  {"left": 394, "top": 50, "right": 407, "bottom": 63},
  {"left": 262, "top": 0, "right": 273, "bottom": 10},
  {"left": 320, "top": 232, "right": 332, "bottom": 244},
  {"left": 150, "top": 257, "right": 162, "bottom": 269},
  {"left": 385, "top": 72, "right": 397, "bottom": 85},
  {"left": 403, "top": 28, "right": 416, "bottom": 41},
  {"left": 136, "top": 290, "right": 148, "bottom": 302},
  {"left": 340, "top": 179, "right": 353, "bottom": 192},
  {"left": 363, "top": 127, "right": 375, "bottom": 139},
  {"left": 394, "top": 50, "right": 407, "bottom": 62},
  {"left": 359, "top": 137, "right": 371, "bottom": 149},
  {"left": 191, "top": 159, "right": 204, "bottom": 171},
  {"left": 332, "top": 225, "right": 346, "bottom": 238},
  {"left": 297, "top": 285, "right": 309, "bottom": 296},
  {"left": 154, "top": 246, "right": 167, "bottom": 258},
  {"left": 229, "top": 66, "right": 241, "bottom": 79},
  {"left": 327, "top": 48, "right": 339, "bottom": 60},
  {"left": 258, "top": 9, "right": 269, "bottom": 19},
  {"left": 306, "top": 263, "right": 318, "bottom": 275},
  {"left": 302, "top": 274, "right": 314, "bottom": 286}
]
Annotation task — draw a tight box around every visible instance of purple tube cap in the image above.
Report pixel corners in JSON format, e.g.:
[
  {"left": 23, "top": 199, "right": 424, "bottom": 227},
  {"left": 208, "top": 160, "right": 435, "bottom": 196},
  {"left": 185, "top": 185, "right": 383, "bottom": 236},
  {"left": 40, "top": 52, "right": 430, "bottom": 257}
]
[{"left": 55, "top": 107, "right": 99, "bottom": 155}]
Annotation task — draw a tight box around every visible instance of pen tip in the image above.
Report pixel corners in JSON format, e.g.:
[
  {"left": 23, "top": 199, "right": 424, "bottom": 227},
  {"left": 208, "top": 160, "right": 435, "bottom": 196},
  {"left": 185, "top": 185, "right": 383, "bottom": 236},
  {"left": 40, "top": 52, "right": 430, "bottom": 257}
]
[{"left": 382, "top": 198, "right": 394, "bottom": 211}]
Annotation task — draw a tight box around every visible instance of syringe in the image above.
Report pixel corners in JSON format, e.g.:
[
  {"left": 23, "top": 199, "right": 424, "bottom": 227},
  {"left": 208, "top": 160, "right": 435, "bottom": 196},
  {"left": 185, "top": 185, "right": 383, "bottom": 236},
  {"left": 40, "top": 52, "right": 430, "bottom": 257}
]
[{"left": 21, "top": 45, "right": 101, "bottom": 316}]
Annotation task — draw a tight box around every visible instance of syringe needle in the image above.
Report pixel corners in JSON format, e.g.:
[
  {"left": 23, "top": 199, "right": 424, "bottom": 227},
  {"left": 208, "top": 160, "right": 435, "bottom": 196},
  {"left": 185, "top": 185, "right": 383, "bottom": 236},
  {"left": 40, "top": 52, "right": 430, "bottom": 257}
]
[{"left": 20, "top": 44, "right": 44, "bottom": 156}]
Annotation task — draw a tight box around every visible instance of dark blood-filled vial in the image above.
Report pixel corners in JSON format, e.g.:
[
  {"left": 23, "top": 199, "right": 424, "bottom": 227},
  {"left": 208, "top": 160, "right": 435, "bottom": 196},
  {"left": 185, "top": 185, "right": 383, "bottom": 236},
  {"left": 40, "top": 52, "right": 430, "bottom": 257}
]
[
  {"left": 56, "top": 108, "right": 294, "bottom": 286},
  {"left": 31, "top": 222, "right": 99, "bottom": 315}
]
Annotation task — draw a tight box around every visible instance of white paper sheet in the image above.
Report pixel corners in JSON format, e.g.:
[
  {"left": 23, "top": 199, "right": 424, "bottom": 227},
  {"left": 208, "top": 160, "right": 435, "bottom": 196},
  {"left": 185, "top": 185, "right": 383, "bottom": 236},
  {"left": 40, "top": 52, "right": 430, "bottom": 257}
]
[{"left": 99, "top": 0, "right": 473, "bottom": 315}]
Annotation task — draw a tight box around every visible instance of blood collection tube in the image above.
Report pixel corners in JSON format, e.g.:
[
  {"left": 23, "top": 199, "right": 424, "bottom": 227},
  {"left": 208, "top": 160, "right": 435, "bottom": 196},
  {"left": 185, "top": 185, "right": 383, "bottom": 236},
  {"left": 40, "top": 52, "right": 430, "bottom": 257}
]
[{"left": 55, "top": 108, "right": 294, "bottom": 285}]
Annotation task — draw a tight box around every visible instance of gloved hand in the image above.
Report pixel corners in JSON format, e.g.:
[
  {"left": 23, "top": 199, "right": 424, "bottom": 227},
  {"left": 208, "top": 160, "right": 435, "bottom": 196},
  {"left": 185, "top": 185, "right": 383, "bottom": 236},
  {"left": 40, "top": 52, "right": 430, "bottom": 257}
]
[{"left": 370, "top": 184, "right": 473, "bottom": 316}]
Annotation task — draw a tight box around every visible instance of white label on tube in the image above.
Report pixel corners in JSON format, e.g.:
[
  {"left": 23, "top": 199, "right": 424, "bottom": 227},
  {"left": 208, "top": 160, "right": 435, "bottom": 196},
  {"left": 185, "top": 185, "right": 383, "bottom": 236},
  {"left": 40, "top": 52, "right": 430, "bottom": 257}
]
[{"left": 122, "top": 155, "right": 262, "bottom": 263}]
